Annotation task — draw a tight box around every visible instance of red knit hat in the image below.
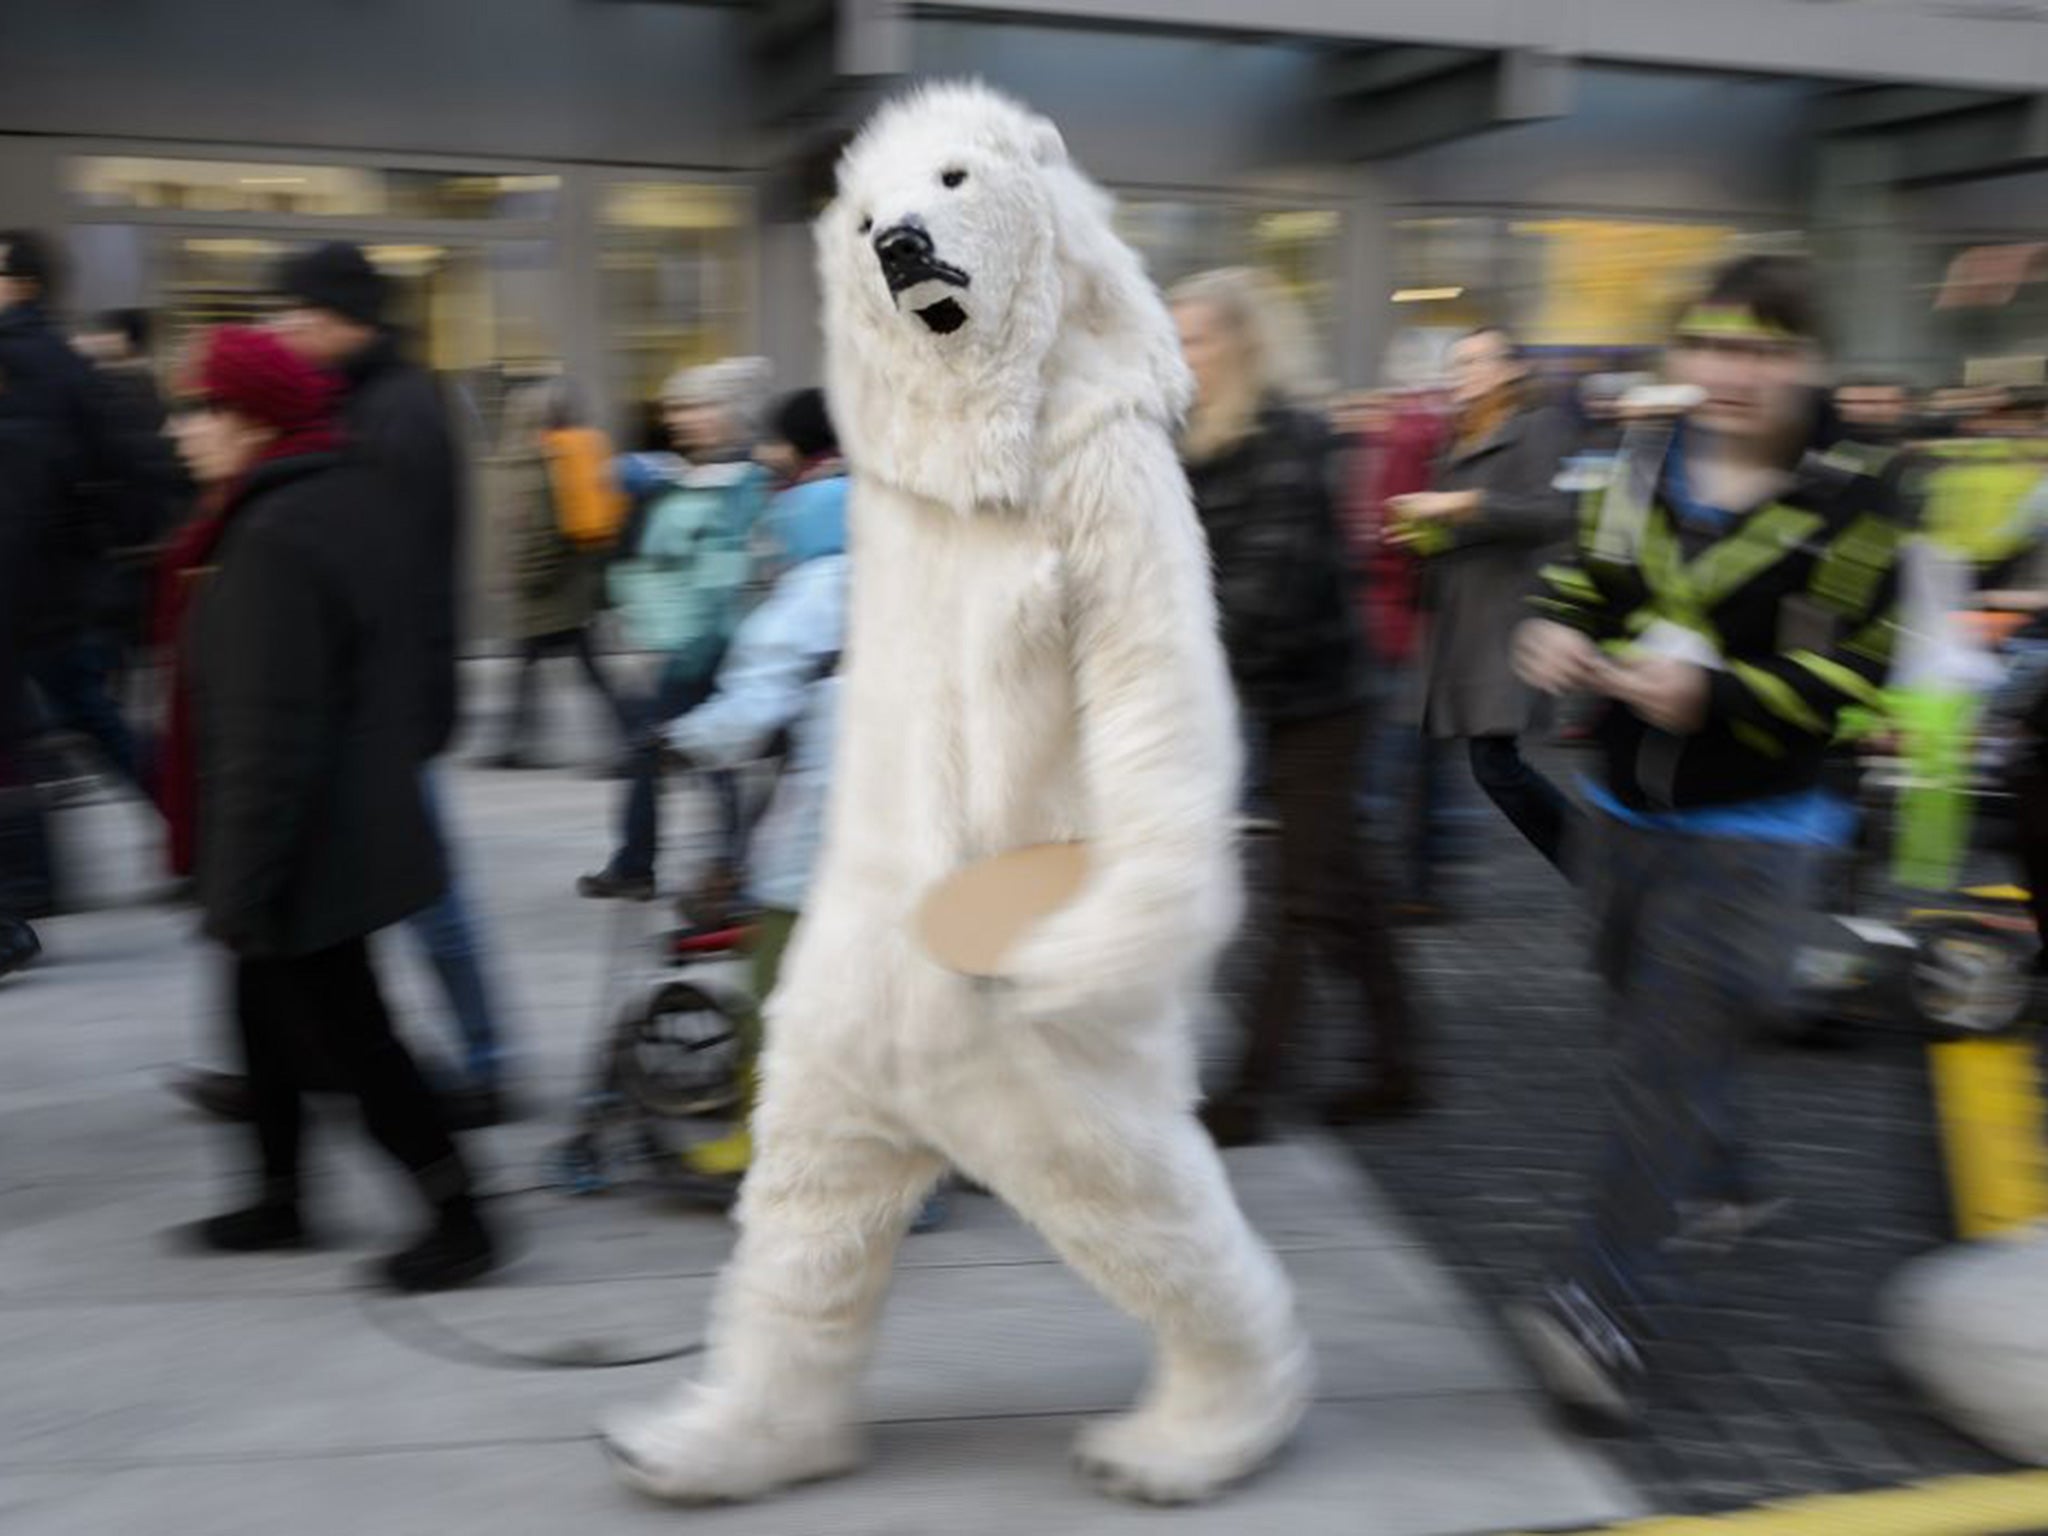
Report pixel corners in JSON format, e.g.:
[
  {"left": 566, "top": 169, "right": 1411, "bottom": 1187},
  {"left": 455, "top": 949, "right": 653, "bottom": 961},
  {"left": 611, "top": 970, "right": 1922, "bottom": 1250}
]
[{"left": 194, "top": 324, "right": 342, "bottom": 452}]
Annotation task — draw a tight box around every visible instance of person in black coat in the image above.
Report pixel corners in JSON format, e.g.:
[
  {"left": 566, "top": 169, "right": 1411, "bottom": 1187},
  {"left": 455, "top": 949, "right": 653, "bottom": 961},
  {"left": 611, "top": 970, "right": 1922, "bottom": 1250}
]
[
  {"left": 0, "top": 231, "right": 151, "bottom": 791},
  {"left": 168, "top": 241, "right": 513, "bottom": 1131},
  {"left": 0, "top": 403, "right": 50, "bottom": 974},
  {"left": 76, "top": 307, "right": 190, "bottom": 663},
  {"left": 273, "top": 243, "right": 462, "bottom": 758},
  {"left": 1171, "top": 268, "right": 1423, "bottom": 1146},
  {"left": 171, "top": 325, "right": 498, "bottom": 1292}
]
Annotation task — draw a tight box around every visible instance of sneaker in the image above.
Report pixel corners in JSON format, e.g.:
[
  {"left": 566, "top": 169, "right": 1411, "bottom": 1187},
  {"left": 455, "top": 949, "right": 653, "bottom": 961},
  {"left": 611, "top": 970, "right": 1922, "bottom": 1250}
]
[
  {"left": 168, "top": 1068, "right": 256, "bottom": 1123},
  {"left": 1664, "top": 1196, "right": 1791, "bottom": 1257},
  {"left": 377, "top": 1201, "right": 498, "bottom": 1293},
  {"left": 576, "top": 867, "right": 657, "bottom": 902},
  {"left": 0, "top": 917, "right": 40, "bottom": 980},
  {"left": 1505, "top": 1283, "right": 1646, "bottom": 1433},
  {"left": 176, "top": 1202, "right": 311, "bottom": 1254}
]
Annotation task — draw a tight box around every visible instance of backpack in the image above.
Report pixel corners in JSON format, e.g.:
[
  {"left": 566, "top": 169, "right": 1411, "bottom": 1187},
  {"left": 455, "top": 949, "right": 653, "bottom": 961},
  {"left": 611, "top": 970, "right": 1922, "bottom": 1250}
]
[{"left": 542, "top": 428, "right": 628, "bottom": 549}]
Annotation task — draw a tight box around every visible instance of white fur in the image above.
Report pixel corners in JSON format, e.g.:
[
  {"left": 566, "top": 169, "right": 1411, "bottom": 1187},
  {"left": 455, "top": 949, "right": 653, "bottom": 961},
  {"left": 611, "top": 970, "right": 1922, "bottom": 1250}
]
[{"left": 604, "top": 81, "right": 1309, "bottom": 1508}]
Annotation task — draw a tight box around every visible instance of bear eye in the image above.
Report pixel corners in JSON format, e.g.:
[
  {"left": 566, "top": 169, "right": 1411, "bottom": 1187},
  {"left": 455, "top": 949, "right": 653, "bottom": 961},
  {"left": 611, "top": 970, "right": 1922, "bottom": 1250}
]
[
  {"left": 857, "top": 214, "right": 873, "bottom": 235},
  {"left": 940, "top": 168, "right": 967, "bottom": 189}
]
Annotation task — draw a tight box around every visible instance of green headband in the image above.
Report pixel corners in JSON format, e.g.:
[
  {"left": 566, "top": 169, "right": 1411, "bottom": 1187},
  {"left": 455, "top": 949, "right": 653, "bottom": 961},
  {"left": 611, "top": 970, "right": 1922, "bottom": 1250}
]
[{"left": 1675, "top": 303, "right": 1804, "bottom": 344}]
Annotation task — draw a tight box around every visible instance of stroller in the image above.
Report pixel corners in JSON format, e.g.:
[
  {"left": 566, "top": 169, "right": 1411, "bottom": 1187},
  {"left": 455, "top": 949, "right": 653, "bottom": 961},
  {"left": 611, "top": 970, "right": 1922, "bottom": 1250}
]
[{"left": 547, "top": 767, "right": 767, "bottom": 1202}]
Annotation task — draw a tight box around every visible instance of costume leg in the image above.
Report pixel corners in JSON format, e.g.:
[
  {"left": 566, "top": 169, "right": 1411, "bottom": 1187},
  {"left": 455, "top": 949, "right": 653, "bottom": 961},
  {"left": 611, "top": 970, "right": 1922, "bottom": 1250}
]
[
  {"left": 942, "top": 1065, "right": 1311, "bottom": 1504},
  {"left": 603, "top": 1063, "right": 944, "bottom": 1503}
]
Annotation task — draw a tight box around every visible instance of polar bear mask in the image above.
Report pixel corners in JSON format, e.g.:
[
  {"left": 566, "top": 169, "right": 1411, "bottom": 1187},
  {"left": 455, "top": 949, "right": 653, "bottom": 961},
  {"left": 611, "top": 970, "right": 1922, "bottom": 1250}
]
[{"left": 819, "top": 82, "right": 1192, "bottom": 517}]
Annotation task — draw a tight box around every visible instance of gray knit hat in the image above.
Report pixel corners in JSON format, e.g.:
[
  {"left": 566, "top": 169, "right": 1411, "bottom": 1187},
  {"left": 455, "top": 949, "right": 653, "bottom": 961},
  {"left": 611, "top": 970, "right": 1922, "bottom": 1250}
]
[{"left": 661, "top": 355, "right": 773, "bottom": 440}]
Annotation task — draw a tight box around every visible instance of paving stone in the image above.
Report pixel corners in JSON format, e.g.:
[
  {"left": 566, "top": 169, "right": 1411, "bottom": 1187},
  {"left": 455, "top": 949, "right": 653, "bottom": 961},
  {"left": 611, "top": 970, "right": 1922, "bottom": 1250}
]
[{"left": 1317, "top": 767, "right": 2019, "bottom": 1512}]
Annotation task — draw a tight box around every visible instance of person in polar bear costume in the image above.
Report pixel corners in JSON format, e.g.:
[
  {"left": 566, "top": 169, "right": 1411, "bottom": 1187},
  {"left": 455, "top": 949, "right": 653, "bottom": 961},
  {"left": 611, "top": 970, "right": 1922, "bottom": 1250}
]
[{"left": 601, "top": 80, "right": 1312, "bottom": 1507}]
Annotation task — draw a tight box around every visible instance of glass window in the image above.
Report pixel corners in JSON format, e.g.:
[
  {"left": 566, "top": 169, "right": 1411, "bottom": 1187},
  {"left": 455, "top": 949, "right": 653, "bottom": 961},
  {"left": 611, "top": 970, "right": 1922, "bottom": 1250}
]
[
  {"left": 599, "top": 182, "right": 752, "bottom": 426},
  {"left": 1116, "top": 199, "right": 1341, "bottom": 340},
  {"left": 1389, "top": 214, "right": 1742, "bottom": 368},
  {"left": 1504, "top": 218, "right": 1737, "bottom": 349},
  {"left": 68, "top": 156, "right": 558, "bottom": 222},
  {"left": 1117, "top": 201, "right": 1244, "bottom": 289},
  {"left": 1251, "top": 208, "right": 1341, "bottom": 331}
]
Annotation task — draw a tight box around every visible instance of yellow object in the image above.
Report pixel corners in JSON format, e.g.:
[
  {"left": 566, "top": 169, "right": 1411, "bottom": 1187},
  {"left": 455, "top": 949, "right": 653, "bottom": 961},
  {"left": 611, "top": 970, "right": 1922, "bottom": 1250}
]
[
  {"left": 542, "top": 427, "right": 628, "bottom": 548},
  {"left": 1674, "top": 302, "right": 1801, "bottom": 344},
  {"left": 681, "top": 1125, "right": 753, "bottom": 1177},
  {"left": 1507, "top": 1470, "right": 2048, "bottom": 1534},
  {"left": 1961, "top": 885, "right": 2032, "bottom": 904},
  {"left": 1928, "top": 1037, "right": 2048, "bottom": 1241},
  {"left": 1915, "top": 439, "right": 2048, "bottom": 566}
]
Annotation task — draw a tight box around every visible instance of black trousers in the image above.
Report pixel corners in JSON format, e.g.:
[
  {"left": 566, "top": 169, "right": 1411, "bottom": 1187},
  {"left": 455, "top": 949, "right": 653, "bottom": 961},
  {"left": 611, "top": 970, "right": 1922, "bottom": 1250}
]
[
  {"left": 1233, "top": 707, "right": 1416, "bottom": 1096},
  {"left": 1468, "top": 733, "right": 1576, "bottom": 872},
  {"left": 503, "top": 626, "right": 628, "bottom": 755},
  {"left": 234, "top": 938, "right": 466, "bottom": 1206}
]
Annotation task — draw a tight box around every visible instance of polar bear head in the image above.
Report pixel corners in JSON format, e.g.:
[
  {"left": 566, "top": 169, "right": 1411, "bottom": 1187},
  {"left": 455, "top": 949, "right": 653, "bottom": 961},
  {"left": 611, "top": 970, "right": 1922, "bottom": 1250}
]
[{"left": 818, "top": 81, "right": 1191, "bottom": 514}]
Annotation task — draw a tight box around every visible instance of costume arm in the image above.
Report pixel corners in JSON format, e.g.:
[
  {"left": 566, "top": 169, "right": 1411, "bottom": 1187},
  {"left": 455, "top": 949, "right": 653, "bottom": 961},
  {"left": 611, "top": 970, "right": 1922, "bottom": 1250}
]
[{"left": 1005, "top": 425, "right": 1243, "bottom": 1026}]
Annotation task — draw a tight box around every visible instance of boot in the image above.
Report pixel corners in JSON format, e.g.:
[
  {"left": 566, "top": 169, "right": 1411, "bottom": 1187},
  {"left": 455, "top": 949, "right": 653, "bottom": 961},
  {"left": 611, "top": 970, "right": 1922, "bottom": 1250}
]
[
  {"left": 1320, "top": 1070, "right": 1429, "bottom": 1126},
  {"left": 378, "top": 1194, "right": 499, "bottom": 1293},
  {"left": 1198, "top": 1092, "right": 1271, "bottom": 1149},
  {"left": 168, "top": 1067, "right": 256, "bottom": 1123},
  {"left": 177, "top": 1184, "right": 310, "bottom": 1254},
  {"left": 0, "top": 917, "right": 40, "bottom": 980}
]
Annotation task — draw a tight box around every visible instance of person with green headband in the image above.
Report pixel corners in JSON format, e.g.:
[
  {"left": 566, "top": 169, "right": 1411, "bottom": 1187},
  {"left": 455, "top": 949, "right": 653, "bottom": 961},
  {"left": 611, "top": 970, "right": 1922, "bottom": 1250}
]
[{"left": 1505, "top": 254, "right": 1915, "bottom": 1430}]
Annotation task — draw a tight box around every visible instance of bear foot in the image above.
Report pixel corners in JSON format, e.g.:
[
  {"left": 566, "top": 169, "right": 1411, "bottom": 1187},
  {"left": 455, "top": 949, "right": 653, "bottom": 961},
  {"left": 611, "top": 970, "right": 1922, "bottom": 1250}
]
[
  {"left": 1073, "top": 1339, "right": 1314, "bottom": 1505},
  {"left": 600, "top": 1386, "right": 862, "bottom": 1504}
]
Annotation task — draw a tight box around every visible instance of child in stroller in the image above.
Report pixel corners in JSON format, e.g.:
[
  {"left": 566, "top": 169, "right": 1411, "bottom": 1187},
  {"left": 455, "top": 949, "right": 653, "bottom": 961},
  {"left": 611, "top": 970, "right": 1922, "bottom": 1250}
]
[{"left": 551, "top": 392, "right": 951, "bottom": 1230}]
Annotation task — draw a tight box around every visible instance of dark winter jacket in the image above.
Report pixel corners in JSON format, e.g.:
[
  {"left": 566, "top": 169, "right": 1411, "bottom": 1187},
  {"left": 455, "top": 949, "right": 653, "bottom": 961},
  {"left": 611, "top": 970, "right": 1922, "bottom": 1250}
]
[
  {"left": 0, "top": 302, "right": 129, "bottom": 641},
  {"left": 1188, "top": 402, "right": 1364, "bottom": 724},
  {"left": 502, "top": 451, "right": 606, "bottom": 641},
  {"left": 192, "top": 452, "right": 444, "bottom": 957},
  {"left": 0, "top": 420, "right": 48, "bottom": 780},
  {"left": 339, "top": 331, "right": 464, "bottom": 757},
  {"left": 1533, "top": 429, "right": 1911, "bottom": 812},
  {"left": 89, "top": 363, "right": 189, "bottom": 630}
]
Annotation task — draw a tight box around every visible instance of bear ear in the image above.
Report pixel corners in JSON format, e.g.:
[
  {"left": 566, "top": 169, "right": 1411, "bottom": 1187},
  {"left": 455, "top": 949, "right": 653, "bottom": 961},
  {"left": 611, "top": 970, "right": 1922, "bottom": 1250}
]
[{"left": 1026, "top": 115, "right": 1068, "bottom": 168}]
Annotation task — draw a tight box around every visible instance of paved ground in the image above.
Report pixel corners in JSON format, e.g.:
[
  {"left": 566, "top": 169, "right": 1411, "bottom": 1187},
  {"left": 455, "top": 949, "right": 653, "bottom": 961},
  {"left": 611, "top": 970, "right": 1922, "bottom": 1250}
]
[
  {"left": 1328, "top": 767, "right": 2020, "bottom": 1516},
  {"left": 1, "top": 685, "right": 1639, "bottom": 1536}
]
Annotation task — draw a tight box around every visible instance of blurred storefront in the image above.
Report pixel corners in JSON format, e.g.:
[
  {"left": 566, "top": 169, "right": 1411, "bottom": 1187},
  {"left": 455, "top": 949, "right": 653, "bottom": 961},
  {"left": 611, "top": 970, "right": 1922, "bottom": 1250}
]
[{"left": 5, "top": 0, "right": 2046, "bottom": 639}]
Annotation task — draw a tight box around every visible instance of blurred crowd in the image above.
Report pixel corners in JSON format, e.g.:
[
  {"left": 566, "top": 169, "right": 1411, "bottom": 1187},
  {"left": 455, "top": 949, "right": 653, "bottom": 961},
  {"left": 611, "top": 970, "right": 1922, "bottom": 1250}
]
[{"left": 4, "top": 220, "right": 2048, "bottom": 1425}]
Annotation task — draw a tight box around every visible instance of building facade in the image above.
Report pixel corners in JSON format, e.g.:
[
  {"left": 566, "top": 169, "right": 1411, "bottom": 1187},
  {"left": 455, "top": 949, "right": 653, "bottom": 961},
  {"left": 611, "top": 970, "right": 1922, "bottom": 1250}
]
[{"left": 4, "top": 0, "right": 2044, "bottom": 628}]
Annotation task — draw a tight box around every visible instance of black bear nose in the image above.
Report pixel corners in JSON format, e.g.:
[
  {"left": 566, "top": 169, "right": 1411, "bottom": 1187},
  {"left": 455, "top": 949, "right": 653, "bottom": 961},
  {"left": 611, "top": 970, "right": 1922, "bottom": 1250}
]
[{"left": 874, "top": 221, "right": 932, "bottom": 262}]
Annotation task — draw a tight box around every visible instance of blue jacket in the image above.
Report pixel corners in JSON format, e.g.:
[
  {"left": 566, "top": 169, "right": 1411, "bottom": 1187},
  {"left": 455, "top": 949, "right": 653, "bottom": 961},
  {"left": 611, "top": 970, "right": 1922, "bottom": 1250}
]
[
  {"left": 668, "top": 475, "right": 848, "bottom": 909},
  {"left": 608, "top": 460, "right": 769, "bottom": 670}
]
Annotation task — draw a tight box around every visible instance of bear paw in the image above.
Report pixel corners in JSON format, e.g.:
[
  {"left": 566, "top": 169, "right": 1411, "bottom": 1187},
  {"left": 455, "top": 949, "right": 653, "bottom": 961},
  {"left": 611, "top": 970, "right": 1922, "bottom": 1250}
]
[
  {"left": 600, "top": 1386, "right": 862, "bottom": 1504},
  {"left": 1072, "top": 1343, "right": 1313, "bottom": 1505}
]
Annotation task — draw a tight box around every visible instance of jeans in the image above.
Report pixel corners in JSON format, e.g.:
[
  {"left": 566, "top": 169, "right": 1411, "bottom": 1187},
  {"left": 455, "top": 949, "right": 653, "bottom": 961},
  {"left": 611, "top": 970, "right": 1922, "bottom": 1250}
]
[
  {"left": 404, "top": 770, "right": 507, "bottom": 1087},
  {"left": 25, "top": 633, "right": 146, "bottom": 790},
  {"left": 235, "top": 936, "right": 469, "bottom": 1208},
  {"left": 1568, "top": 814, "right": 1817, "bottom": 1325},
  {"left": 1468, "top": 734, "right": 1577, "bottom": 872},
  {"left": 609, "top": 654, "right": 724, "bottom": 882},
  {"left": 501, "top": 626, "right": 629, "bottom": 757}
]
